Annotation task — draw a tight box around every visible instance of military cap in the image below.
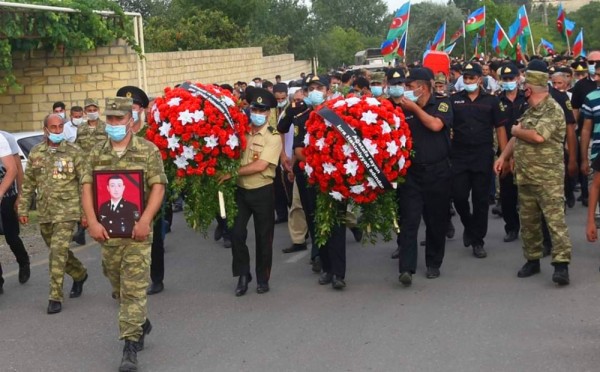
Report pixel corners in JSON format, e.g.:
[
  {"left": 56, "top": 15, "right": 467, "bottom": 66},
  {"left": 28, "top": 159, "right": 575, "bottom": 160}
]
[
  {"left": 116, "top": 86, "right": 150, "bottom": 108},
  {"left": 386, "top": 68, "right": 406, "bottom": 85},
  {"left": 405, "top": 68, "right": 434, "bottom": 82},
  {"left": 247, "top": 88, "right": 277, "bottom": 110},
  {"left": 499, "top": 63, "right": 519, "bottom": 79},
  {"left": 105, "top": 97, "right": 133, "bottom": 116},
  {"left": 571, "top": 60, "right": 588, "bottom": 72},
  {"left": 434, "top": 72, "right": 447, "bottom": 84},
  {"left": 524, "top": 70, "right": 549, "bottom": 87},
  {"left": 462, "top": 63, "right": 482, "bottom": 76},
  {"left": 527, "top": 59, "right": 548, "bottom": 73},
  {"left": 370, "top": 72, "right": 385, "bottom": 84},
  {"left": 305, "top": 75, "right": 330, "bottom": 89},
  {"left": 273, "top": 83, "right": 288, "bottom": 93},
  {"left": 84, "top": 98, "right": 99, "bottom": 108}
]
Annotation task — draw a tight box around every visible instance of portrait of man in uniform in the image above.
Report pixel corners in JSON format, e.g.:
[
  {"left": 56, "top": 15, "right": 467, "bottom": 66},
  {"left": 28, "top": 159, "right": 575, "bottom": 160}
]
[{"left": 93, "top": 171, "right": 144, "bottom": 238}]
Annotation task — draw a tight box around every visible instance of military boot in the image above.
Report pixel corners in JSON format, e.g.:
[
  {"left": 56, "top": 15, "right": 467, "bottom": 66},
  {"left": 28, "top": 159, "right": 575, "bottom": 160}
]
[
  {"left": 119, "top": 340, "right": 140, "bottom": 372},
  {"left": 136, "top": 319, "right": 153, "bottom": 351},
  {"left": 552, "top": 263, "right": 570, "bottom": 286},
  {"left": 517, "top": 260, "right": 540, "bottom": 278}
]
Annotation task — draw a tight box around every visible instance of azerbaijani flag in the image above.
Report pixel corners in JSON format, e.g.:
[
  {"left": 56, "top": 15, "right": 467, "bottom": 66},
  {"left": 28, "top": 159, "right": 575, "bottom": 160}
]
[
  {"left": 572, "top": 29, "right": 584, "bottom": 57},
  {"left": 444, "top": 42, "right": 456, "bottom": 55},
  {"left": 492, "top": 19, "right": 511, "bottom": 54},
  {"left": 565, "top": 18, "right": 575, "bottom": 38},
  {"left": 386, "top": 2, "right": 411, "bottom": 40},
  {"left": 557, "top": 3, "right": 566, "bottom": 34},
  {"left": 381, "top": 38, "right": 399, "bottom": 57},
  {"left": 540, "top": 38, "right": 555, "bottom": 55},
  {"left": 465, "top": 6, "right": 485, "bottom": 33},
  {"left": 430, "top": 22, "right": 446, "bottom": 51},
  {"left": 397, "top": 32, "right": 407, "bottom": 57},
  {"left": 508, "top": 5, "right": 530, "bottom": 45},
  {"left": 448, "top": 23, "right": 464, "bottom": 44}
]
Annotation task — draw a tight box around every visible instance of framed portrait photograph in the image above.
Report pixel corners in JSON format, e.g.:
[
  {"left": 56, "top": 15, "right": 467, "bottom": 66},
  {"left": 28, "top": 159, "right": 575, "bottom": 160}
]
[{"left": 93, "top": 170, "right": 145, "bottom": 238}]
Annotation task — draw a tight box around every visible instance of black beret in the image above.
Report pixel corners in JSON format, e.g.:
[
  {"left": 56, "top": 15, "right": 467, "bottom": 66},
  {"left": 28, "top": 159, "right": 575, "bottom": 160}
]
[
  {"left": 405, "top": 67, "right": 434, "bottom": 82},
  {"left": 499, "top": 63, "right": 519, "bottom": 79},
  {"left": 462, "top": 63, "right": 482, "bottom": 76},
  {"left": 305, "top": 74, "right": 330, "bottom": 89},
  {"left": 247, "top": 88, "right": 277, "bottom": 110},
  {"left": 386, "top": 68, "right": 406, "bottom": 84},
  {"left": 526, "top": 59, "right": 548, "bottom": 73},
  {"left": 116, "top": 86, "right": 150, "bottom": 108}
]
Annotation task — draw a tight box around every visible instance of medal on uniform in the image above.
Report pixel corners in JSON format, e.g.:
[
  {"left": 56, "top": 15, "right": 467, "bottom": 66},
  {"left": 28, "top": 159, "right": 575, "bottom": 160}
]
[
  {"left": 68, "top": 161, "right": 74, "bottom": 173},
  {"left": 252, "top": 152, "right": 259, "bottom": 161},
  {"left": 52, "top": 169, "right": 58, "bottom": 179}
]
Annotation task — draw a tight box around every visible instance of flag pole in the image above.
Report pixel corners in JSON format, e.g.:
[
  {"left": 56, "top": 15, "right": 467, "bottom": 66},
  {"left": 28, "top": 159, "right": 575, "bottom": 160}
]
[
  {"left": 462, "top": 20, "right": 467, "bottom": 60},
  {"left": 565, "top": 29, "right": 571, "bottom": 56},
  {"left": 523, "top": 6, "right": 536, "bottom": 54},
  {"left": 482, "top": 7, "right": 487, "bottom": 57}
]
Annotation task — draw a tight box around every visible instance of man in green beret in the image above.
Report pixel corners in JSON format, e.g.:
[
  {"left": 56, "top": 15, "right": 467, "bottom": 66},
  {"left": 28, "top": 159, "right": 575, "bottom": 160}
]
[{"left": 494, "top": 69, "right": 573, "bottom": 286}]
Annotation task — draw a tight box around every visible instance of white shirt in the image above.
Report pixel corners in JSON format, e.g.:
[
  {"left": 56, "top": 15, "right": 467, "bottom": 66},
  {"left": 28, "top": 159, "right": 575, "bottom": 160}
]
[
  {"left": 63, "top": 121, "right": 78, "bottom": 143},
  {"left": 0, "top": 134, "right": 12, "bottom": 159}
]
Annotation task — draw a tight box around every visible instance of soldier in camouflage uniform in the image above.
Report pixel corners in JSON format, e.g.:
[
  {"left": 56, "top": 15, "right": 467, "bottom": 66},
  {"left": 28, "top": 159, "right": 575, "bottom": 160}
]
[
  {"left": 81, "top": 97, "right": 167, "bottom": 372},
  {"left": 494, "top": 70, "right": 572, "bottom": 286},
  {"left": 18, "top": 114, "right": 88, "bottom": 314},
  {"left": 76, "top": 98, "right": 108, "bottom": 153}
]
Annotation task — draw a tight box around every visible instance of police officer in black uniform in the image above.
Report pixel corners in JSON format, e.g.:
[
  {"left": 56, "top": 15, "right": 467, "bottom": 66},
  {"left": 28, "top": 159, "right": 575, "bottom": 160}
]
[
  {"left": 450, "top": 62, "right": 508, "bottom": 259},
  {"left": 497, "top": 63, "right": 527, "bottom": 243},
  {"left": 391, "top": 68, "right": 453, "bottom": 285}
]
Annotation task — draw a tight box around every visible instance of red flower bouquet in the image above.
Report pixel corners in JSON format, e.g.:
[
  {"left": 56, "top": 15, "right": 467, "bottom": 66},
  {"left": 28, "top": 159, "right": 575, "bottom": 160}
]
[
  {"left": 145, "top": 82, "right": 249, "bottom": 232},
  {"left": 302, "top": 95, "right": 412, "bottom": 244}
]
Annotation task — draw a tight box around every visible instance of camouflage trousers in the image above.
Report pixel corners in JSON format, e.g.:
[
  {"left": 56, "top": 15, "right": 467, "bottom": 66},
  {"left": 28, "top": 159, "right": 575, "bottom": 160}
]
[
  {"left": 101, "top": 241, "right": 150, "bottom": 341},
  {"left": 40, "top": 222, "right": 87, "bottom": 302},
  {"left": 518, "top": 184, "right": 572, "bottom": 263}
]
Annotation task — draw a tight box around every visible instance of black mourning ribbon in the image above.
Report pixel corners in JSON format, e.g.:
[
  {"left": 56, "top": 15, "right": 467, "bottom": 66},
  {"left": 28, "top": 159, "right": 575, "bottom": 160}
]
[
  {"left": 316, "top": 107, "right": 393, "bottom": 190},
  {"left": 179, "top": 82, "right": 235, "bottom": 129}
]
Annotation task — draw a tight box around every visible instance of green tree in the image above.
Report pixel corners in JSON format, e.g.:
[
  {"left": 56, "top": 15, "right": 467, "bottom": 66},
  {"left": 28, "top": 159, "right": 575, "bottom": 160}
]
[
  {"left": 570, "top": 1, "right": 600, "bottom": 51},
  {"left": 315, "top": 26, "right": 367, "bottom": 68},
  {"left": 312, "top": 0, "right": 388, "bottom": 37},
  {"left": 115, "top": 0, "right": 168, "bottom": 19}
]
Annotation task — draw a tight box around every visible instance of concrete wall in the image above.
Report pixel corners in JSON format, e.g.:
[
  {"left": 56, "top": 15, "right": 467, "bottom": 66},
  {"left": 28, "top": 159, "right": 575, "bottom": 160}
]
[{"left": 1, "top": 41, "right": 311, "bottom": 132}]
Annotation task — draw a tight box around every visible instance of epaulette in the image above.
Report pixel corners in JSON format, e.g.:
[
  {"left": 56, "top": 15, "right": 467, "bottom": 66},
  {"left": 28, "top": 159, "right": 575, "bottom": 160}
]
[{"left": 268, "top": 126, "right": 279, "bottom": 135}]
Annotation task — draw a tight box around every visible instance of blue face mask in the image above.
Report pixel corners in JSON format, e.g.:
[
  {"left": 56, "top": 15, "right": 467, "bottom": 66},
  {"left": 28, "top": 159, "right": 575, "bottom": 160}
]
[
  {"left": 303, "top": 97, "right": 312, "bottom": 106},
  {"left": 277, "top": 100, "right": 288, "bottom": 108},
  {"left": 105, "top": 124, "right": 128, "bottom": 142},
  {"left": 47, "top": 132, "right": 64, "bottom": 144},
  {"left": 388, "top": 86, "right": 404, "bottom": 98},
  {"left": 502, "top": 81, "right": 517, "bottom": 91},
  {"left": 132, "top": 111, "right": 139, "bottom": 122},
  {"left": 250, "top": 113, "right": 267, "bottom": 127},
  {"left": 371, "top": 86, "right": 383, "bottom": 97},
  {"left": 404, "top": 90, "right": 420, "bottom": 102},
  {"left": 308, "top": 90, "right": 325, "bottom": 106},
  {"left": 589, "top": 64, "right": 596, "bottom": 76},
  {"left": 464, "top": 83, "right": 479, "bottom": 93}
]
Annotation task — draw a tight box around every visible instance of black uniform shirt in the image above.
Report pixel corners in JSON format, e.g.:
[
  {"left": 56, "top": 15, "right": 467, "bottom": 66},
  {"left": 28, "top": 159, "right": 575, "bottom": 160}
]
[
  {"left": 549, "top": 87, "right": 576, "bottom": 125},
  {"left": 390, "top": 96, "right": 453, "bottom": 164},
  {"left": 449, "top": 90, "right": 507, "bottom": 147},
  {"left": 498, "top": 90, "right": 528, "bottom": 141},
  {"left": 571, "top": 76, "right": 597, "bottom": 131}
]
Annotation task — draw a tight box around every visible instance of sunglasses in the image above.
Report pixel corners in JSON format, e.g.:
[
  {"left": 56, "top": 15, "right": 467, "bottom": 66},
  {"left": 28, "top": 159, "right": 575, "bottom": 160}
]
[{"left": 588, "top": 60, "right": 600, "bottom": 65}]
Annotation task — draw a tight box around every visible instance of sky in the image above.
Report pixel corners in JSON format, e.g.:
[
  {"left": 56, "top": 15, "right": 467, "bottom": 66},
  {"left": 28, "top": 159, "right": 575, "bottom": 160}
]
[{"left": 386, "top": 0, "right": 446, "bottom": 12}]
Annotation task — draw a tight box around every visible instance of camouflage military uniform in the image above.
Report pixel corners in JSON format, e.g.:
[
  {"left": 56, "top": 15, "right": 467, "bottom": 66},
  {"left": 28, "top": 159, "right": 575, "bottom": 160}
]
[
  {"left": 18, "top": 140, "right": 87, "bottom": 302},
  {"left": 514, "top": 95, "right": 572, "bottom": 263},
  {"left": 81, "top": 114, "right": 167, "bottom": 341},
  {"left": 75, "top": 119, "right": 107, "bottom": 153}
]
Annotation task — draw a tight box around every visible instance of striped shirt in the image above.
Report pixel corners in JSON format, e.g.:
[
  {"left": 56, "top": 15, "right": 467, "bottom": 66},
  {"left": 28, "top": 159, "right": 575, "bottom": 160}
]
[{"left": 582, "top": 88, "right": 600, "bottom": 160}]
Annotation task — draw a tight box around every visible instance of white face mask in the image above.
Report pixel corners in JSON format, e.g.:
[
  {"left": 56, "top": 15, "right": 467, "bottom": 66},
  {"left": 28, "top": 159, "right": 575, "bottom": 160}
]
[
  {"left": 57, "top": 112, "right": 66, "bottom": 119},
  {"left": 71, "top": 117, "right": 84, "bottom": 126},
  {"left": 87, "top": 112, "right": 99, "bottom": 121}
]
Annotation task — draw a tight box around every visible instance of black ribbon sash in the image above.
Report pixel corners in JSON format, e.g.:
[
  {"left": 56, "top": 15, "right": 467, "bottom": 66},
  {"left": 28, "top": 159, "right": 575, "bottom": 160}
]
[
  {"left": 316, "top": 107, "right": 393, "bottom": 190},
  {"left": 179, "top": 82, "right": 235, "bottom": 129}
]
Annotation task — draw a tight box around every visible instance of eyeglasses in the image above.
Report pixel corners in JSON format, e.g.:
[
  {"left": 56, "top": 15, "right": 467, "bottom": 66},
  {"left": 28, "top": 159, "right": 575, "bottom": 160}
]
[{"left": 588, "top": 60, "right": 600, "bottom": 65}]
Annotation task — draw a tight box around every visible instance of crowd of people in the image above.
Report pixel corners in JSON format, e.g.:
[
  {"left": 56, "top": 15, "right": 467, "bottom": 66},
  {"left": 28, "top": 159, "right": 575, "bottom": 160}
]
[{"left": 0, "top": 51, "right": 599, "bottom": 371}]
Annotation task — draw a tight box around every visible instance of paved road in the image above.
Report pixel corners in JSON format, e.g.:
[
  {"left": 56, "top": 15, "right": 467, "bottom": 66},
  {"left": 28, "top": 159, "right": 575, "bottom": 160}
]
[{"left": 1, "top": 200, "right": 600, "bottom": 372}]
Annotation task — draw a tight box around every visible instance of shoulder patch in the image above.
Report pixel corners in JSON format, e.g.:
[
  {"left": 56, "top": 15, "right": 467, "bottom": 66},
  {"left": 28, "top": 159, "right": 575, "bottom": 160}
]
[
  {"left": 499, "top": 102, "right": 506, "bottom": 112},
  {"left": 438, "top": 102, "right": 449, "bottom": 113},
  {"left": 566, "top": 100, "right": 573, "bottom": 111},
  {"left": 268, "top": 126, "right": 279, "bottom": 135},
  {"left": 294, "top": 126, "right": 299, "bottom": 136}
]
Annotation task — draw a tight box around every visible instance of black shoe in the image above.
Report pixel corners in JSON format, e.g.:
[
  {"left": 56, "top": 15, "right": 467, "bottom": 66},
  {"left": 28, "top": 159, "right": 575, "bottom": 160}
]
[
  {"left": 491, "top": 202, "right": 503, "bottom": 216},
  {"left": 18, "top": 264, "right": 30, "bottom": 284},
  {"left": 426, "top": 267, "right": 440, "bottom": 279},
  {"left": 419, "top": 240, "right": 426, "bottom": 246},
  {"left": 0, "top": 284, "right": 3, "bottom": 295},
  {"left": 235, "top": 274, "right": 252, "bottom": 297},
  {"left": 331, "top": 275, "right": 346, "bottom": 290},
  {"left": 552, "top": 263, "right": 570, "bottom": 286},
  {"left": 446, "top": 220, "right": 455, "bottom": 239},
  {"left": 311, "top": 256, "right": 322, "bottom": 273},
  {"left": 214, "top": 224, "right": 223, "bottom": 241},
  {"left": 391, "top": 247, "right": 400, "bottom": 259},
  {"left": 566, "top": 194, "right": 576, "bottom": 208},
  {"left": 399, "top": 272, "right": 412, "bottom": 286},
  {"left": 256, "top": 283, "right": 270, "bottom": 294},
  {"left": 282, "top": 243, "right": 307, "bottom": 253},
  {"left": 146, "top": 282, "right": 164, "bottom": 295},
  {"left": 72, "top": 226, "right": 86, "bottom": 245},
  {"left": 463, "top": 231, "right": 473, "bottom": 248},
  {"left": 318, "top": 272, "right": 333, "bottom": 285},
  {"left": 503, "top": 230, "right": 518, "bottom": 243},
  {"left": 47, "top": 300, "right": 62, "bottom": 314},
  {"left": 223, "top": 237, "right": 232, "bottom": 249},
  {"left": 119, "top": 340, "right": 139, "bottom": 372},
  {"left": 350, "top": 227, "right": 363, "bottom": 242},
  {"left": 517, "top": 260, "right": 541, "bottom": 278},
  {"left": 472, "top": 245, "right": 487, "bottom": 258},
  {"left": 274, "top": 216, "right": 288, "bottom": 224},
  {"left": 69, "top": 273, "right": 88, "bottom": 298},
  {"left": 582, "top": 197, "right": 589, "bottom": 207},
  {"left": 136, "top": 319, "right": 153, "bottom": 351}
]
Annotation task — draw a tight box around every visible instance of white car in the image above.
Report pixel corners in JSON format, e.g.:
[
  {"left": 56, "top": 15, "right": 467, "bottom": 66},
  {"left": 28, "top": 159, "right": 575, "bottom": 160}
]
[{"left": 12, "top": 131, "right": 44, "bottom": 170}]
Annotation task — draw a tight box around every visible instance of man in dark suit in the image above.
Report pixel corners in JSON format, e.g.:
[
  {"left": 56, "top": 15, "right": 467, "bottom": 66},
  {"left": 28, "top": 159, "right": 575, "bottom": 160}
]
[{"left": 99, "top": 175, "right": 140, "bottom": 237}]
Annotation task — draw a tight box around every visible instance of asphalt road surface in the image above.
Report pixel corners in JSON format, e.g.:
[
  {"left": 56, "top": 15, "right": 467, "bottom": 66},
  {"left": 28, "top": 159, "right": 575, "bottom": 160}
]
[{"left": 1, "top": 200, "right": 600, "bottom": 372}]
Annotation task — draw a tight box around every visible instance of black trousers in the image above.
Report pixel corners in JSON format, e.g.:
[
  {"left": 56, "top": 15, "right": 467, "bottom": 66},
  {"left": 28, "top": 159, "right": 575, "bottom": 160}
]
[
  {"left": 452, "top": 146, "right": 494, "bottom": 247},
  {"left": 216, "top": 215, "right": 231, "bottom": 240},
  {"left": 231, "top": 184, "right": 274, "bottom": 284},
  {"left": 398, "top": 161, "right": 451, "bottom": 273},
  {"left": 499, "top": 173, "right": 520, "bottom": 234},
  {"left": 274, "top": 163, "right": 292, "bottom": 218},
  {"left": 150, "top": 215, "right": 165, "bottom": 284},
  {"left": 319, "top": 202, "right": 347, "bottom": 278},
  {"left": 294, "top": 169, "right": 319, "bottom": 260},
  {"left": 0, "top": 194, "right": 29, "bottom": 286}
]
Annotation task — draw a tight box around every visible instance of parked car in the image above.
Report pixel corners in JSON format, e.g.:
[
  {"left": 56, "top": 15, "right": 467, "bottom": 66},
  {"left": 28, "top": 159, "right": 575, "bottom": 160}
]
[{"left": 12, "top": 131, "right": 44, "bottom": 170}]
